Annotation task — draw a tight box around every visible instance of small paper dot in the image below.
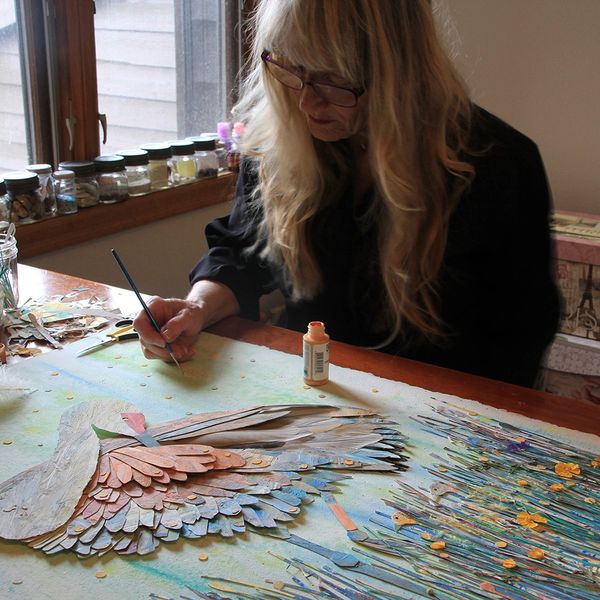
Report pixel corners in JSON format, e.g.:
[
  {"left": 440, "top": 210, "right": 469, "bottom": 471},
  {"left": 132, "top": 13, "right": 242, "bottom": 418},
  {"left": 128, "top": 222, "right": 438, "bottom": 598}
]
[
  {"left": 95, "top": 571, "right": 107, "bottom": 579},
  {"left": 50, "top": 372, "right": 59, "bottom": 377},
  {"left": 3, "top": 439, "right": 12, "bottom": 445},
  {"left": 32, "top": 408, "right": 39, "bottom": 413},
  {"left": 198, "top": 553, "right": 208, "bottom": 561}
]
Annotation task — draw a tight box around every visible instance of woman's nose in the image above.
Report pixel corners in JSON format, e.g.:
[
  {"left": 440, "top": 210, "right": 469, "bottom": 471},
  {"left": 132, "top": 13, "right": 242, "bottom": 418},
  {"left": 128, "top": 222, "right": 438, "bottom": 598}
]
[{"left": 298, "top": 83, "right": 328, "bottom": 112}]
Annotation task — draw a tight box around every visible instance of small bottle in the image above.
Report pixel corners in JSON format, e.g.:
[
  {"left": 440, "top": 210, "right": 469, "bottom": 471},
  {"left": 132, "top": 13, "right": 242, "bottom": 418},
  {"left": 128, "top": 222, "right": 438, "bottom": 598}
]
[
  {"left": 191, "top": 137, "right": 219, "bottom": 179},
  {"left": 170, "top": 140, "right": 197, "bottom": 186},
  {"left": 118, "top": 149, "right": 151, "bottom": 196},
  {"left": 26, "top": 163, "right": 57, "bottom": 218},
  {"left": 3, "top": 170, "right": 45, "bottom": 224},
  {"left": 140, "top": 143, "right": 173, "bottom": 191},
  {"left": 94, "top": 155, "right": 129, "bottom": 203},
  {"left": 0, "top": 224, "right": 18, "bottom": 309},
  {"left": 303, "top": 321, "right": 330, "bottom": 386},
  {"left": 52, "top": 169, "right": 78, "bottom": 215},
  {"left": 0, "top": 179, "right": 10, "bottom": 222},
  {"left": 58, "top": 161, "right": 100, "bottom": 208}
]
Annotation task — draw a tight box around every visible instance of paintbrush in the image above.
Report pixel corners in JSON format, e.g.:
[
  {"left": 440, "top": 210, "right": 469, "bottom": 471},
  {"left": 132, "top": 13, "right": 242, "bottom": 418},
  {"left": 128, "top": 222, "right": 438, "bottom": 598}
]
[{"left": 110, "top": 249, "right": 181, "bottom": 370}]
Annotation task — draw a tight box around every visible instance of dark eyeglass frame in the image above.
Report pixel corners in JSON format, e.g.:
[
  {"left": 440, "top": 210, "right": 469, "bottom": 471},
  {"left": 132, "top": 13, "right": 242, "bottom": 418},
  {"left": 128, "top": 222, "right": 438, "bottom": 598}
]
[{"left": 260, "top": 50, "right": 365, "bottom": 108}]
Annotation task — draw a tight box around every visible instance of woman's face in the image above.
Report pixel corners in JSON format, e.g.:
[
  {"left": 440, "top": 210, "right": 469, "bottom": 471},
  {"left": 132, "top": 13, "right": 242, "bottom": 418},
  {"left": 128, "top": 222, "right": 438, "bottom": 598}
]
[{"left": 293, "top": 83, "right": 367, "bottom": 142}]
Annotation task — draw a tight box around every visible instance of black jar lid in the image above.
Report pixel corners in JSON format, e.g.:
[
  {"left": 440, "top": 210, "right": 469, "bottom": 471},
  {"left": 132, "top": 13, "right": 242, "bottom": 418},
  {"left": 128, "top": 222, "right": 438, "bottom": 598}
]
[
  {"left": 0, "top": 178, "right": 5, "bottom": 195},
  {"left": 189, "top": 136, "right": 216, "bottom": 151},
  {"left": 3, "top": 170, "right": 40, "bottom": 192},
  {"left": 94, "top": 155, "right": 126, "bottom": 172},
  {"left": 170, "top": 140, "right": 196, "bottom": 156},
  {"left": 58, "top": 160, "right": 96, "bottom": 176},
  {"left": 117, "top": 149, "right": 149, "bottom": 166},
  {"left": 140, "top": 143, "right": 172, "bottom": 160}
]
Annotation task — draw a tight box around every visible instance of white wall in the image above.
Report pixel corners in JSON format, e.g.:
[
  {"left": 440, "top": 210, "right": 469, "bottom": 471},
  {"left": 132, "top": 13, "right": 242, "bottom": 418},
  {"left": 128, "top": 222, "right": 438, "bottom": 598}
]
[
  {"left": 24, "top": 202, "right": 231, "bottom": 298},
  {"left": 442, "top": 0, "right": 599, "bottom": 214}
]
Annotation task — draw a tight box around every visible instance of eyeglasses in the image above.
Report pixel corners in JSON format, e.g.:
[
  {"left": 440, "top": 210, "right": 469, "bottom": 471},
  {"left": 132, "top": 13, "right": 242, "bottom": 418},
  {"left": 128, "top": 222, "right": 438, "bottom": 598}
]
[{"left": 261, "top": 50, "right": 365, "bottom": 108}]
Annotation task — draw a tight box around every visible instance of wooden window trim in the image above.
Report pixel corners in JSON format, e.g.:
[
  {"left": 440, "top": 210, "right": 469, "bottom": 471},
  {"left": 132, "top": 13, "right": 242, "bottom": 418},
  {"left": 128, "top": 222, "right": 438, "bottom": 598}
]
[{"left": 17, "top": 172, "right": 236, "bottom": 259}]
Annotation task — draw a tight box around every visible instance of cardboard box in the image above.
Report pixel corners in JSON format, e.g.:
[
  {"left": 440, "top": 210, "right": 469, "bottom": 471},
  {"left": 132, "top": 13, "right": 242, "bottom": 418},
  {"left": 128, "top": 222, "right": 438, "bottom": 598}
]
[
  {"left": 552, "top": 211, "right": 600, "bottom": 341},
  {"left": 541, "top": 334, "right": 600, "bottom": 404}
]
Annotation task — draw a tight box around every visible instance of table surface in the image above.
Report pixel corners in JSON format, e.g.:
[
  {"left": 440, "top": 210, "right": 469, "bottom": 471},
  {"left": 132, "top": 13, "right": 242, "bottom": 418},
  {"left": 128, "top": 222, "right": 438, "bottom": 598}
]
[{"left": 18, "top": 263, "right": 600, "bottom": 436}]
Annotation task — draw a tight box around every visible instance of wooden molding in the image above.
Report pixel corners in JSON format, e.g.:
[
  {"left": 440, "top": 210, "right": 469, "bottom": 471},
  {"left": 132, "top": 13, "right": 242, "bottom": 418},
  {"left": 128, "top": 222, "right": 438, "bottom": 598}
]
[{"left": 16, "top": 173, "right": 236, "bottom": 258}]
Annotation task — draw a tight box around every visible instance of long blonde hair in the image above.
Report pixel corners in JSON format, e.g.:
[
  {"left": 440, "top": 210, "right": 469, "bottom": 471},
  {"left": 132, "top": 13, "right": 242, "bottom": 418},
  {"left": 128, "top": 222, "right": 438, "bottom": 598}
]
[{"left": 234, "top": 0, "right": 474, "bottom": 345}]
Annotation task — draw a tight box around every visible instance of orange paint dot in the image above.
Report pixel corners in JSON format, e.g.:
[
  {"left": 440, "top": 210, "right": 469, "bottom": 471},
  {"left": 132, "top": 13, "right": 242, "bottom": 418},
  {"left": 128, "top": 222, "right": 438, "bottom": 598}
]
[
  {"left": 554, "top": 462, "right": 580, "bottom": 479},
  {"left": 251, "top": 458, "right": 263, "bottom": 465},
  {"left": 392, "top": 513, "right": 417, "bottom": 527},
  {"left": 439, "top": 552, "right": 450, "bottom": 559},
  {"left": 517, "top": 479, "right": 529, "bottom": 487},
  {"left": 344, "top": 459, "right": 354, "bottom": 465},
  {"left": 430, "top": 541, "right": 446, "bottom": 550},
  {"left": 548, "top": 483, "right": 565, "bottom": 492},
  {"left": 478, "top": 457, "right": 489, "bottom": 463},
  {"left": 438, "top": 466, "right": 448, "bottom": 472},
  {"left": 495, "top": 541, "right": 508, "bottom": 548},
  {"left": 502, "top": 559, "right": 517, "bottom": 569},
  {"left": 187, "top": 494, "right": 198, "bottom": 500},
  {"left": 300, "top": 463, "right": 309, "bottom": 469},
  {"left": 198, "top": 553, "right": 208, "bottom": 561},
  {"left": 420, "top": 532, "right": 432, "bottom": 540},
  {"left": 527, "top": 548, "right": 545, "bottom": 559},
  {"left": 95, "top": 571, "right": 107, "bottom": 579}
]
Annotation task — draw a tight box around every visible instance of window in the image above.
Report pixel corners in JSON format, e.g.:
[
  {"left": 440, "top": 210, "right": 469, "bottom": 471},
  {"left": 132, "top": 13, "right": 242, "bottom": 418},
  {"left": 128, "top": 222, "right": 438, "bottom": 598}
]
[
  {"left": 0, "top": 0, "right": 32, "bottom": 171},
  {"left": 0, "top": 0, "right": 245, "bottom": 170}
]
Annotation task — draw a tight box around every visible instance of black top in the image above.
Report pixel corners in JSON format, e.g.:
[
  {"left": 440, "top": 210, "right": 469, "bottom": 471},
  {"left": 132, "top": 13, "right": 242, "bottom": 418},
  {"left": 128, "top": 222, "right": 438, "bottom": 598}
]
[{"left": 190, "top": 107, "right": 560, "bottom": 387}]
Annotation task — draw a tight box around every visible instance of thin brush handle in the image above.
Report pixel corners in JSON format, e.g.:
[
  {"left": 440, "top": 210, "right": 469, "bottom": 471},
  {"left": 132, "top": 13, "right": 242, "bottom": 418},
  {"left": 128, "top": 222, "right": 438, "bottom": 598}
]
[{"left": 110, "top": 249, "right": 175, "bottom": 354}]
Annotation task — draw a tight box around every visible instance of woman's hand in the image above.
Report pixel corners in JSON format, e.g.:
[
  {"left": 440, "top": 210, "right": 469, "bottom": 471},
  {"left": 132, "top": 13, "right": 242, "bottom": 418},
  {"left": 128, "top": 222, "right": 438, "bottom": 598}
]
[
  {"left": 133, "top": 298, "right": 204, "bottom": 363},
  {"left": 133, "top": 280, "right": 241, "bottom": 363}
]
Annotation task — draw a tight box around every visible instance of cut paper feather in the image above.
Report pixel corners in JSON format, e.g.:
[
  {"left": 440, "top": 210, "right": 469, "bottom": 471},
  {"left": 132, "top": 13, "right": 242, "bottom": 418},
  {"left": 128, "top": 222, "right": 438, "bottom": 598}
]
[{"left": 0, "top": 400, "right": 408, "bottom": 558}]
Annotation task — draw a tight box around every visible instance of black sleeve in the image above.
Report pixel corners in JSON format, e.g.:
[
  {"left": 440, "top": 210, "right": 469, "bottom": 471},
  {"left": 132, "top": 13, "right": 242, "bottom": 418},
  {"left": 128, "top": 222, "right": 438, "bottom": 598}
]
[
  {"left": 441, "top": 120, "right": 561, "bottom": 387},
  {"left": 189, "top": 159, "right": 278, "bottom": 321}
]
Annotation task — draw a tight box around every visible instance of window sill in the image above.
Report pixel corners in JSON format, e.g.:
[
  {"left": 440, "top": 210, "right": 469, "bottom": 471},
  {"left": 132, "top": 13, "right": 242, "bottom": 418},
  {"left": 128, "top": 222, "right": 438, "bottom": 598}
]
[{"left": 16, "top": 173, "right": 236, "bottom": 259}]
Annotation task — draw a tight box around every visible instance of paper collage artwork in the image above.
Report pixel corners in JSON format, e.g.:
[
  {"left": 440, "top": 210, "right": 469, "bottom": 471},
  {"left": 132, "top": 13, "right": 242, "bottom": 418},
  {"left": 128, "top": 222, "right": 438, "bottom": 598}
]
[{"left": 0, "top": 330, "right": 599, "bottom": 599}]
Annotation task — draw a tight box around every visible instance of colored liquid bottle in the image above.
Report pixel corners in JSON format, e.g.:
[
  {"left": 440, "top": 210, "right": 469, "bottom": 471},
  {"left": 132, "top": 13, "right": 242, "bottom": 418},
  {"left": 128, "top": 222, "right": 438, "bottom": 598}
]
[{"left": 303, "top": 321, "right": 330, "bottom": 386}]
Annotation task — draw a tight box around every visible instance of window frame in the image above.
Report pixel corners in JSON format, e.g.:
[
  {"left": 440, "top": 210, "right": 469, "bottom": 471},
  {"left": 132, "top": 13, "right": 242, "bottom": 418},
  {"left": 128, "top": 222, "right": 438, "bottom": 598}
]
[{"left": 11, "top": 0, "right": 255, "bottom": 259}]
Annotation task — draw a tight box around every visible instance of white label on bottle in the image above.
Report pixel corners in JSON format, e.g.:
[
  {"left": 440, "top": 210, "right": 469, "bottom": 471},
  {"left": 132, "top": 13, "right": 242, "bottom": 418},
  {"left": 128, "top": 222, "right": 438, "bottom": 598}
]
[{"left": 303, "top": 341, "right": 329, "bottom": 381}]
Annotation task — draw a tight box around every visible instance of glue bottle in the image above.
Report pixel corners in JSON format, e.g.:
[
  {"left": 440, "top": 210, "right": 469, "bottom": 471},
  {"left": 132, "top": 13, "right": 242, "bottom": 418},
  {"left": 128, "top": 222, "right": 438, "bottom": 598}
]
[{"left": 303, "top": 321, "right": 329, "bottom": 386}]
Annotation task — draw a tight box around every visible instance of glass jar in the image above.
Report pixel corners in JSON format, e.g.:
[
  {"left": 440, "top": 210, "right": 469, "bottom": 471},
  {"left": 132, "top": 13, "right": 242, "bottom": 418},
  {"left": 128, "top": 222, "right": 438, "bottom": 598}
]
[
  {"left": 140, "top": 143, "right": 172, "bottom": 191},
  {"left": 52, "top": 170, "right": 78, "bottom": 215},
  {"left": 170, "top": 140, "right": 197, "bottom": 186},
  {"left": 94, "top": 155, "right": 129, "bottom": 204},
  {"left": 26, "top": 163, "right": 57, "bottom": 218},
  {"left": 3, "top": 170, "right": 45, "bottom": 224},
  {"left": 190, "top": 137, "right": 219, "bottom": 179},
  {"left": 118, "top": 149, "right": 151, "bottom": 196},
  {"left": 0, "top": 179, "right": 9, "bottom": 222},
  {"left": 58, "top": 161, "right": 100, "bottom": 208},
  {"left": 0, "top": 226, "right": 18, "bottom": 309}
]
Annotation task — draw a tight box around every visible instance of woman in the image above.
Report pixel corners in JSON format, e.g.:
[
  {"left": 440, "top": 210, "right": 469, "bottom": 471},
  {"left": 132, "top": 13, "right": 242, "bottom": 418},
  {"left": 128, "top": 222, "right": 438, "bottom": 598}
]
[{"left": 135, "top": 0, "right": 559, "bottom": 387}]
